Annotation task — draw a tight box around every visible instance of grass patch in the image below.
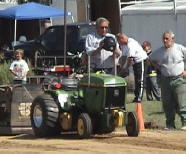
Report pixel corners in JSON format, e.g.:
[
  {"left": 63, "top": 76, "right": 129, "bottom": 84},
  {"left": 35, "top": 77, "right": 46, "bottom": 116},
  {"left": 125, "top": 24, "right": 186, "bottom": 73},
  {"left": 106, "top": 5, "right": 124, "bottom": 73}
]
[{"left": 126, "top": 92, "right": 182, "bottom": 129}]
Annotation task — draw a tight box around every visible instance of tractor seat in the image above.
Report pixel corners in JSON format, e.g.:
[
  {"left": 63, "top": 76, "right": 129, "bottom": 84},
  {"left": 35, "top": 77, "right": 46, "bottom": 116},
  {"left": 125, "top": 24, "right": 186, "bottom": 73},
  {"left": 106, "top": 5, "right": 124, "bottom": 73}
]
[{"left": 59, "top": 77, "right": 78, "bottom": 89}]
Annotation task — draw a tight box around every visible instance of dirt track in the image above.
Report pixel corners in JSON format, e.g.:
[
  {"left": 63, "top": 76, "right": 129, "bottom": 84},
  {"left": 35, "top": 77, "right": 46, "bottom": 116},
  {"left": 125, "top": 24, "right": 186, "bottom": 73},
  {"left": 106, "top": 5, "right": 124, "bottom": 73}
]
[{"left": 0, "top": 129, "right": 186, "bottom": 154}]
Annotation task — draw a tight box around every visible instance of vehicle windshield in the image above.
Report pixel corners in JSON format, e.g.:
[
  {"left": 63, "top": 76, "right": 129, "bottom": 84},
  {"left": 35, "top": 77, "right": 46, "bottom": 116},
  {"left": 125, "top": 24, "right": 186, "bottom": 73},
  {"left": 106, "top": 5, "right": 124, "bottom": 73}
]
[
  {"left": 40, "top": 26, "right": 78, "bottom": 51},
  {"left": 79, "top": 25, "right": 96, "bottom": 40},
  {"left": 39, "top": 23, "right": 96, "bottom": 54}
]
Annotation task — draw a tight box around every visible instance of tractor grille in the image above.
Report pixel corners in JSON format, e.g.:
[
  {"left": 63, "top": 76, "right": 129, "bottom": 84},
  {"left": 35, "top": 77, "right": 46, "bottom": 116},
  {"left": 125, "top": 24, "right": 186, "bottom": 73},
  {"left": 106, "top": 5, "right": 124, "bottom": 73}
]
[{"left": 105, "top": 86, "right": 126, "bottom": 108}]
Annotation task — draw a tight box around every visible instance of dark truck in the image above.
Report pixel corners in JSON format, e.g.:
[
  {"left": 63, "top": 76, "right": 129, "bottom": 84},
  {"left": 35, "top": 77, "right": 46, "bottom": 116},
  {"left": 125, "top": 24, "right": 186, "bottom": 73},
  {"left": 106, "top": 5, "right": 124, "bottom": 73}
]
[{"left": 14, "top": 22, "right": 96, "bottom": 73}]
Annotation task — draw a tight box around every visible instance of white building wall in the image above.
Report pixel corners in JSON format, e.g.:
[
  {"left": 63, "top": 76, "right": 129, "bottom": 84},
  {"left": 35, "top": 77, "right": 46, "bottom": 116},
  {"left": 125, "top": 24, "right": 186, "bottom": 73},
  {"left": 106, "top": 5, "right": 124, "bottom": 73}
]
[
  {"left": 121, "top": 1, "right": 186, "bottom": 51},
  {"left": 0, "top": 0, "right": 17, "bottom": 4},
  {"left": 122, "top": 14, "right": 179, "bottom": 51}
]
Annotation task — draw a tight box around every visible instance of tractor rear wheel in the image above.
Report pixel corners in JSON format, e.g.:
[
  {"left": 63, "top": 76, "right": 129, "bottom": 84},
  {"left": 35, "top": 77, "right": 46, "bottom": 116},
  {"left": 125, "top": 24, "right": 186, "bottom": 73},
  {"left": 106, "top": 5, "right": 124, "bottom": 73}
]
[
  {"left": 30, "top": 94, "right": 61, "bottom": 137},
  {"left": 77, "top": 113, "right": 92, "bottom": 139},
  {"left": 126, "top": 112, "right": 139, "bottom": 137}
]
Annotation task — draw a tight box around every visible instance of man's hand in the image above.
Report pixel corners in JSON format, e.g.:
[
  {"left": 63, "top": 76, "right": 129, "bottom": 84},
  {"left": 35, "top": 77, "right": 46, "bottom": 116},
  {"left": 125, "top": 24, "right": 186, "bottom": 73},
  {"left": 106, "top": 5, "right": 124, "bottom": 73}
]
[
  {"left": 119, "top": 56, "right": 127, "bottom": 67},
  {"left": 96, "top": 40, "right": 104, "bottom": 51},
  {"left": 98, "top": 40, "right": 104, "bottom": 50},
  {"left": 128, "top": 57, "right": 134, "bottom": 66},
  {"left": 182, "top": 71, "right": 186, "bottom": 78},
  {"left": 92, "top": 40, "right": 104, "bottom": 56},
  {"left": 113, "top": 48, "right": 121, "bottom": 58}
]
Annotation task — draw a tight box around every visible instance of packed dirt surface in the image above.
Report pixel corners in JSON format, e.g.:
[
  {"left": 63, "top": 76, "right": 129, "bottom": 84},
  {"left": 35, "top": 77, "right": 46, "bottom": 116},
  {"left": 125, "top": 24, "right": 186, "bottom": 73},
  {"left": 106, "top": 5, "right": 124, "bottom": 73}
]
[{"left": 0, "top": 129, "right": 186, "bottom": 154}]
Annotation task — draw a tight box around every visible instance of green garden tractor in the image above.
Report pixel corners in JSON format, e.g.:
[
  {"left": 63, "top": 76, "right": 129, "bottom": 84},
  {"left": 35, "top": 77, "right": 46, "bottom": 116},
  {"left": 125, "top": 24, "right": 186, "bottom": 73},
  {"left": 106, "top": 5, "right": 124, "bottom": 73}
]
[{"left": 30, "top": 73, "right": 139, "bottom": 138}]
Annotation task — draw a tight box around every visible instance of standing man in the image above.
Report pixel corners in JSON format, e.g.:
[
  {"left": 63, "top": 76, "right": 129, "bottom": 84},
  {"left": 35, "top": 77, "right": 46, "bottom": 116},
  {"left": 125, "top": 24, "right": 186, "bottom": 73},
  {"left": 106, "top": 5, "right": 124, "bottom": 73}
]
[
  {"left": 149, "top": 30, "right": 186, "bottom": 130},
  {"left": 85, "top": 17, "right": 121, "bottom": 74},
  {"left": 116, "top": 33, "right": 147, "bottom": 102},
  {"left": 142, "top": 41, "right": 161, "bottom": 101}
]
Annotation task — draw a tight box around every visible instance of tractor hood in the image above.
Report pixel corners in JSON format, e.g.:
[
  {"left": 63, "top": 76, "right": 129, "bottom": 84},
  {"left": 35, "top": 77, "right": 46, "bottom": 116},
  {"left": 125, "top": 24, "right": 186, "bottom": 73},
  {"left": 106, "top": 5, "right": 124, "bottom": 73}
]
[{"left": 78, "top": 73, "right": 127, "bottom": 87}]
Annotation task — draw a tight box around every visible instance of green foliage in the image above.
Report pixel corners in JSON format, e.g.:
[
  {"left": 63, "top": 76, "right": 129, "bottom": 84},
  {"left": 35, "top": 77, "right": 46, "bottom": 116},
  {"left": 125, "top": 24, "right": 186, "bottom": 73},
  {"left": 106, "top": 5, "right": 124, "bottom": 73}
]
[
  {"left": 0, "top": 54, "right": 5, "bottom": 63},
  {"left": 0, "top": 61, "right": 13, "bottom": 84}
]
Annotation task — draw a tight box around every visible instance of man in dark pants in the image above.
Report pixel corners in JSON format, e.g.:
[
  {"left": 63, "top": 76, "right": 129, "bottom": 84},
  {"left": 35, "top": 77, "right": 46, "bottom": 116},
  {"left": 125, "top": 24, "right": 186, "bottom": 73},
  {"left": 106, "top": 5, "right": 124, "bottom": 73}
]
[
  {"left": 149, "top": 30, "right": 186, "bottom": 130},
  {"left": 116, "top": 33, "right": 147, "bottom": 102},
  {"left": 142, "top": 41, "right": 161, "bottom": 101}
]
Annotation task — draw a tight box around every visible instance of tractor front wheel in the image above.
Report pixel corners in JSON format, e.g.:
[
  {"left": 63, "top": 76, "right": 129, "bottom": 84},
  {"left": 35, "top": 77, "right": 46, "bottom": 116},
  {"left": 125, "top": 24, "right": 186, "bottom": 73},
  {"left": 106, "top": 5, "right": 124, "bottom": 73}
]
[
  {"left": 77, "top": 113, "right": 92, "bottom": 139},
  {"left": 126, "top": 112, "right": 139, "bottom": 137}
]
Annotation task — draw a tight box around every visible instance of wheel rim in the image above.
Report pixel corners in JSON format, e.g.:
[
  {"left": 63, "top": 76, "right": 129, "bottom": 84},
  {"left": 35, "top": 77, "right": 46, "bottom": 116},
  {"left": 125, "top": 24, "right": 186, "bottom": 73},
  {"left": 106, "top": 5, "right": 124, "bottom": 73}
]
[
  {"left": 33, "top": 104, "right": 43, "bottom": 128},
  {"left": 77, "top": 118, "right": 84, "bottom": 136}
]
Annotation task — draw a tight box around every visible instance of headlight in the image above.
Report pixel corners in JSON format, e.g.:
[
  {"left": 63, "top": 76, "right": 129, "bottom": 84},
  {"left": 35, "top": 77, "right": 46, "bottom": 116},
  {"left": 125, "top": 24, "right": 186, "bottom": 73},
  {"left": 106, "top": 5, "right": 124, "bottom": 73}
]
[{"left": 58, "top": 94, "right": 68, "bottom": 108}]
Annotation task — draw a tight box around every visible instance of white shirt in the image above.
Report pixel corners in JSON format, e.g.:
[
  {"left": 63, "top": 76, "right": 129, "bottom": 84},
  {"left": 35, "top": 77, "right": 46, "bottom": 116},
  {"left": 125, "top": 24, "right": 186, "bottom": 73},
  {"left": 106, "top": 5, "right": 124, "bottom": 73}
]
[
  {"left": 85, "top": 32, "right": 121, "bottom": 69},
  {"left": 149, "top": 43, "right": 186, "bottom": 77},
  {"left": 10, "top": 59, "right": 29, "bottom": 81},
  {"left": 122, "top": 38, "right": 147, "bottom": 63}
]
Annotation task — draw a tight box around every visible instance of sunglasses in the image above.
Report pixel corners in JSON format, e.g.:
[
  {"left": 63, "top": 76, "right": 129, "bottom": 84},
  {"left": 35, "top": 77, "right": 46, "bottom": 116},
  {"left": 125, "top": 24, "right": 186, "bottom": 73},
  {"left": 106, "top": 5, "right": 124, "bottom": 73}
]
[{"left": 100, "top": 26, "right": 108, "bottom": 29}]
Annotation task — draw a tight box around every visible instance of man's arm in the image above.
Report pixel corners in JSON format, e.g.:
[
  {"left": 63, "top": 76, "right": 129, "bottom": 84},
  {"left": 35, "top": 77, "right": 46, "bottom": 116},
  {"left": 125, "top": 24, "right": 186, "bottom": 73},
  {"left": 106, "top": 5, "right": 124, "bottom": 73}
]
[
  {"left": 119, "top": 56, "right": 127, "bottom": 68},
  {"left": 149, "top": 57, "right": 161, "bottom": 71},
  {"left": 85, "top": 34, "right": 104, "bottom": 56},
  {"left": 113, "top": 48, "right": 121, "bottom": 58},
  {"left": 182, "top": 71, "right": 186, "bottom": 78},
  {"left": 91, "top": 40, "right": 104, "bottom": 56},
  {"left": 118, "top": 56, "right": 131, "bottom": 77}
]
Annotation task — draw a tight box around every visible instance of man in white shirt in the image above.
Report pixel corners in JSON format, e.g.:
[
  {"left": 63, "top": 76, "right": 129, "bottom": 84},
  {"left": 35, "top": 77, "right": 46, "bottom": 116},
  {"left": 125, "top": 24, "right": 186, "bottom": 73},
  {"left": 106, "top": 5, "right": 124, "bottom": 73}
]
[
  {"left": 116, "top": 33, "right": 147, "bottom": 102},
  {"left": 85, "top": 17, "right": 121, "bottom": 74}
]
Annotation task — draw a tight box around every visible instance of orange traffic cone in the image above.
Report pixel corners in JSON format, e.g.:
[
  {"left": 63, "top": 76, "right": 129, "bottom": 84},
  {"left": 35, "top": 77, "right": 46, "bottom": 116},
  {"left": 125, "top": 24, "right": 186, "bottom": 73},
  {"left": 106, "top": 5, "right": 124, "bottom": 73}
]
[{"left": 136, "top": 103, "right": 145, "bottom": 131}]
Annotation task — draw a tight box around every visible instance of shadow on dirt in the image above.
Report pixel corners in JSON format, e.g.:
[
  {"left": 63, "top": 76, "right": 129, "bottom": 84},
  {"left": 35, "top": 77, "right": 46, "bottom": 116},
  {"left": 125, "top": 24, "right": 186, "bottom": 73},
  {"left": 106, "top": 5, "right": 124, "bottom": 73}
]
[{"left": 9, "top": 132, "right": 128, "bottom": 140}]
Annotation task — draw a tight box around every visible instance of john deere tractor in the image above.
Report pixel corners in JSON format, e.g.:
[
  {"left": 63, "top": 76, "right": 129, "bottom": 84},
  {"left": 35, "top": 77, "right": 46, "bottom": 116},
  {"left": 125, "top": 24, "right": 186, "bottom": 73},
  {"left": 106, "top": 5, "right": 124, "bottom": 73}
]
[{"left": 30, "top": 73, "right": 139, "bottom": 138}]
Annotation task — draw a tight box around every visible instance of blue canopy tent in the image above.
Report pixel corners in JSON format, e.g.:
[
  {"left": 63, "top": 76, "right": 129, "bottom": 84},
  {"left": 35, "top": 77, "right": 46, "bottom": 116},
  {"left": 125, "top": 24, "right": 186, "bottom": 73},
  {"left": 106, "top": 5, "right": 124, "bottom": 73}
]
[{"left": 0, "top": 2, "right": 73, "bottom": 46}]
